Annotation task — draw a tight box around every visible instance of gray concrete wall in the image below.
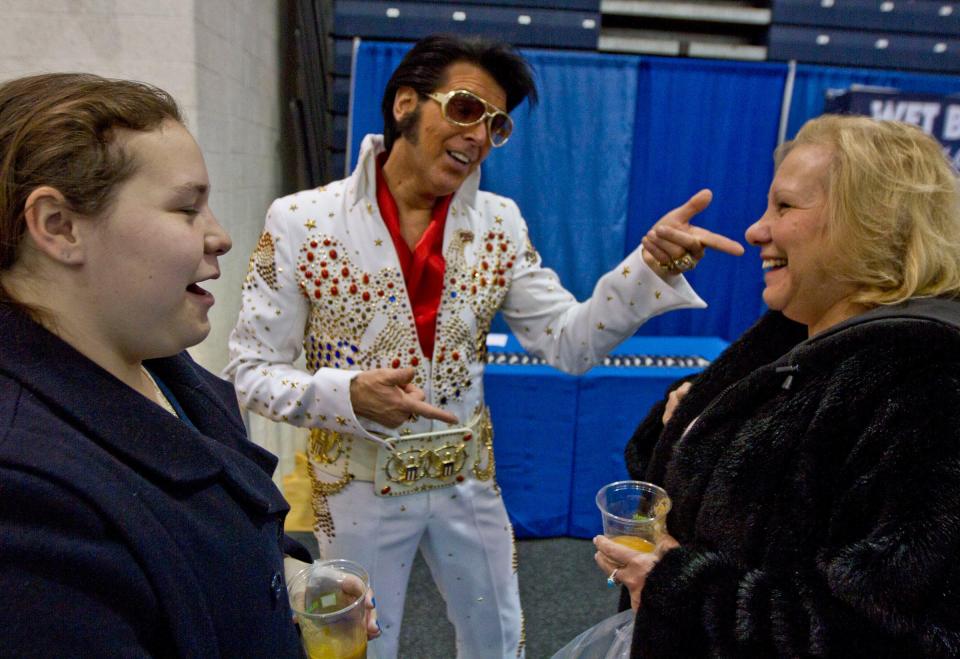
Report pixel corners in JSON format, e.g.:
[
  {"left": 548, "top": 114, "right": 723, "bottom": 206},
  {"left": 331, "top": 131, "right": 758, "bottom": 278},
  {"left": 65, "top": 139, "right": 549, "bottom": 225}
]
[{"left": 0, "top": 0, "right": 288, "bottom": 374}]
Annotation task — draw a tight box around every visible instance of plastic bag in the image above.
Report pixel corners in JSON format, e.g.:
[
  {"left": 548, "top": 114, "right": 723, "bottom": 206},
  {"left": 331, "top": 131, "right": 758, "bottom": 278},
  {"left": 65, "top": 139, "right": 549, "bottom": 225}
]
[{"left": 550, "top": 608, "right": 635, "bottom": 659}]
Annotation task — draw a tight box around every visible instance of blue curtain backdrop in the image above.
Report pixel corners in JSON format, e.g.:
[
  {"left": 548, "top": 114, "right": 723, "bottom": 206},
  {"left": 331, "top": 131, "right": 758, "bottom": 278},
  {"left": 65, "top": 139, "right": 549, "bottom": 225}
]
[
  {"left": 350, "top": 42, "right": 638, "bottom": 309},
  {"left": 349, "top": 40, "right": 960, "bottom": 342},
  {"left": 627, "top": 57, "right": 788, "bottom": 340},
  {"left": 348, "top": 41, "right": 412, "bottom": 172},
  {"left": 481, "top": 50, "right": 638, "bottom": 306}
]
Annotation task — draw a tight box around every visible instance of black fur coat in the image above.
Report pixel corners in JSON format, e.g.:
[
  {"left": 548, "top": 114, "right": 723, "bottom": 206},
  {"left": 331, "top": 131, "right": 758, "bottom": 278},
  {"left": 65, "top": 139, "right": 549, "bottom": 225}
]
[{"left": 624, "top": 298, "right": 960, "bottom": 657}]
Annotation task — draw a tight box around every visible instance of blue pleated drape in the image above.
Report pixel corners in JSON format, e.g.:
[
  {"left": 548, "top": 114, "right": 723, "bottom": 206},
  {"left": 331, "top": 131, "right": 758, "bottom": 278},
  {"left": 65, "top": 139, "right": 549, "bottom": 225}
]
[
  {"left": 348, "top": 41, "right": 412, "bottom": 170},
  {"left": 349, "top": 41, "right": 960, "bottom": 342},
  {"left": 350, "top": 43, "right": 638, "bottom": 312},
  {"left": 627, "top": 57, "right": 788, "bottom": 340},
  {"left": 482, "top": 50, "right": 639, "bottom": 304}
]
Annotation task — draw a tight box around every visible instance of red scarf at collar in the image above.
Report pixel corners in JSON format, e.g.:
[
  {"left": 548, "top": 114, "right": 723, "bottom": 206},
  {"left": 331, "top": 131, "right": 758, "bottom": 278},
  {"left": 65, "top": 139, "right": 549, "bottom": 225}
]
[{"left": 375, "top": 153, "right": 452, "bottom": 359}]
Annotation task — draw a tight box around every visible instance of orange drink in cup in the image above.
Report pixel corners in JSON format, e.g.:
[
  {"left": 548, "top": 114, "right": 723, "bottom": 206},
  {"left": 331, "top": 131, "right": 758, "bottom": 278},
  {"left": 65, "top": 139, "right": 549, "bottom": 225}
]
[
  {"left": 610, "top": 535, "right": 656, "bottom": 552},
  {"left": 596, "top": 480, "right": 671, "bottom": 553}
]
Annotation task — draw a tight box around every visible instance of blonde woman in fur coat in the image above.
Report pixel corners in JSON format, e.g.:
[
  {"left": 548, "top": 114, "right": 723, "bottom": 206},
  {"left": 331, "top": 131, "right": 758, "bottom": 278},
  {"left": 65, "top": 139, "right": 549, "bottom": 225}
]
[{"left": 597, "top": 115, "right": 960, "bottom": 658}]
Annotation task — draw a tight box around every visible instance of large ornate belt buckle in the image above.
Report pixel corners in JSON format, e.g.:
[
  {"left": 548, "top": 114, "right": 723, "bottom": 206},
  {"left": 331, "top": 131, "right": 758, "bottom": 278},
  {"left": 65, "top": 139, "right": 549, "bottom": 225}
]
[
  {"left": 374, "top": 426, "right": 476, "bottom": 497},
  {"left": 430, "top": 444, "right": 467, "bottom": 478},
  {"left": 385, "top": 448, "right": 433, "bottom": 483}
]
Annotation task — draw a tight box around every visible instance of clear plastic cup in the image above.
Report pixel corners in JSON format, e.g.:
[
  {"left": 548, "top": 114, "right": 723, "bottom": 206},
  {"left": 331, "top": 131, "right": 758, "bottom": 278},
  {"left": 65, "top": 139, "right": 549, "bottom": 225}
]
[
  {"left": 596, "top": 480, "right": 671, "bottom": 553},
  {"left": 287, "top": 559, "right": 369, "bottom": 659}
]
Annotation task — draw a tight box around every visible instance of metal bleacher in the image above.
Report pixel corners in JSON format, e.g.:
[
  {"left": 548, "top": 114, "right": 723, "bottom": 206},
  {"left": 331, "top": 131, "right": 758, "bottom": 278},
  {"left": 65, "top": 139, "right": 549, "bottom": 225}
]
[
  {"left": 769, "top": 0, "right": 960, "bottom": 74},
  {"left": 598, "top": 1, "right": 771, "bottom": 60}
]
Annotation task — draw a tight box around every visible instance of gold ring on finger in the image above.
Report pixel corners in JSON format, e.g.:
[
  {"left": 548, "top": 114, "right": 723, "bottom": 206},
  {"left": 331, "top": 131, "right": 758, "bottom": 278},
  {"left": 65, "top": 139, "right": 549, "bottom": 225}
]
[{"left": 670, "top": 253, "right": 697, "bottom": 273}]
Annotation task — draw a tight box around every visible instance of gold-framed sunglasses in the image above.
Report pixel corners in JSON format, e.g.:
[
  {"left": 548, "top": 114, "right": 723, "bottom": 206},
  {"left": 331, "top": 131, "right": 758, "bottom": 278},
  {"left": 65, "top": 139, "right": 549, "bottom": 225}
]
[{"left": 426, "top": 89, "right": 513, "bottom": 147}]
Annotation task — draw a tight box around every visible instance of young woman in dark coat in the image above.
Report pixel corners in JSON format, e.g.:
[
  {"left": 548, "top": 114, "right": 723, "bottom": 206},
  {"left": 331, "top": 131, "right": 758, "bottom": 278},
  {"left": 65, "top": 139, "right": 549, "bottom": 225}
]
[
  {"left": 0, "top": 73, "right": 376, "bottom": 656},
  {"left": 594, "top": 115, "right": 960, "bottom": 657}
]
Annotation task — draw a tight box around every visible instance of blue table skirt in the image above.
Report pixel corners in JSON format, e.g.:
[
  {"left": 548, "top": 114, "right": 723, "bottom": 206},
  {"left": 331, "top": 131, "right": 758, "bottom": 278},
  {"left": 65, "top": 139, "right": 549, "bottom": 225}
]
[{"left": 483, "top": 335, "right": 728, "bottom": 539}]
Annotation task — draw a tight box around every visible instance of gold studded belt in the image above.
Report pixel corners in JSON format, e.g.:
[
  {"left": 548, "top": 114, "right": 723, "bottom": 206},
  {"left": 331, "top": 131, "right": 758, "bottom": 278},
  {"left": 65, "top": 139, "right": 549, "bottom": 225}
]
[{"left": 307, "top": 407, "right": 495, "bottom": 498}]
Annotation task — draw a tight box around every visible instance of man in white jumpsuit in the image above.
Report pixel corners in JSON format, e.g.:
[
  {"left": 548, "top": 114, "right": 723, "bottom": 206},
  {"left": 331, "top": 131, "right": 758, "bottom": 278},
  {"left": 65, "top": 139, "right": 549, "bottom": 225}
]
[{"left": 225, "top": 34, "right": 742, "bottom": 659}]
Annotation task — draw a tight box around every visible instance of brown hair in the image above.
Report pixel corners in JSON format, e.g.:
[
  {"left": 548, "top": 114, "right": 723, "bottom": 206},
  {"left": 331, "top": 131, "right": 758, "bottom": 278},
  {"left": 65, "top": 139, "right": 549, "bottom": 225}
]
[
  {"left": 0, "top": 73, "right": 182, "bottom": 282},
  {"left": 777, "top": 114, "right": 960, "bottom": 306}
]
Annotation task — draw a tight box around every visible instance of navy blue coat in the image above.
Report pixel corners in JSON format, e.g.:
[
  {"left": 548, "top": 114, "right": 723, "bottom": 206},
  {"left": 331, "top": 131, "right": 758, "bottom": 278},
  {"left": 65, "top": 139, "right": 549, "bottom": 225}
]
[{"left": 0, "top": 306, "right": 308, "bottom": 657}]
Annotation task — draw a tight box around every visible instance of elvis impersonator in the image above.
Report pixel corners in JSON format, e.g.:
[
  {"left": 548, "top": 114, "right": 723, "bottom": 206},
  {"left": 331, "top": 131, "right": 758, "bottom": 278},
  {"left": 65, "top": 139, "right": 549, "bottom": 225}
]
[{"left": 225, "top": 34, "right": 743, "bottom": 658}]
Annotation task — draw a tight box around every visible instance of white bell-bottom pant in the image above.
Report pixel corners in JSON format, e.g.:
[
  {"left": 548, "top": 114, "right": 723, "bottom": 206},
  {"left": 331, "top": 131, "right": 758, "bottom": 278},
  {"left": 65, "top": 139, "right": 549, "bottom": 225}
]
[{"left": 317, "top": 477, "right": 524, "bottom": 658}]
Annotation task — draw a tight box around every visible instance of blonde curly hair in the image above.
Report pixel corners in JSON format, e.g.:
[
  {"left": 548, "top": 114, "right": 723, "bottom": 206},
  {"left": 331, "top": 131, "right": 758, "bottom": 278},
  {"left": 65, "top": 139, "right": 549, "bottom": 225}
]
[{"left": 776, "top": 114, "right": 960, "bottom": 306}]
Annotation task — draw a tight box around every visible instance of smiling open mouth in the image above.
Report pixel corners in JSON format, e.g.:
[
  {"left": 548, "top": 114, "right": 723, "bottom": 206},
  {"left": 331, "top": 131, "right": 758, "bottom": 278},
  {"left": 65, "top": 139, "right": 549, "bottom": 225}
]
[
  {"left": 447, "top": 150, "right": 470, "bottom": 165},
  {"left": 762, "top": 258, "right": 787, "bottom": 270},
  {"left": 186, "top": 283, "right": 208, "bottom": 295}
]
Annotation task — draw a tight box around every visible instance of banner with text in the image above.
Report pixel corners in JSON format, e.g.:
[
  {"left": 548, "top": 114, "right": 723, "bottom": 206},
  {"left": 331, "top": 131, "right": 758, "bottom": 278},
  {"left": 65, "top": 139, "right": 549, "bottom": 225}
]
[{"left": 825, "top": 88, "right": 960, "bottom": 168}]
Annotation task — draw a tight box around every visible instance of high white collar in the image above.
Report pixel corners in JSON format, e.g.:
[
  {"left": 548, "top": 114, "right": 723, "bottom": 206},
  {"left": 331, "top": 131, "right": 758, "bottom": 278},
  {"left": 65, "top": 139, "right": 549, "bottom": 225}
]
[{"left": 348, "top": 134, "right": 481, "bottom": 211}]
